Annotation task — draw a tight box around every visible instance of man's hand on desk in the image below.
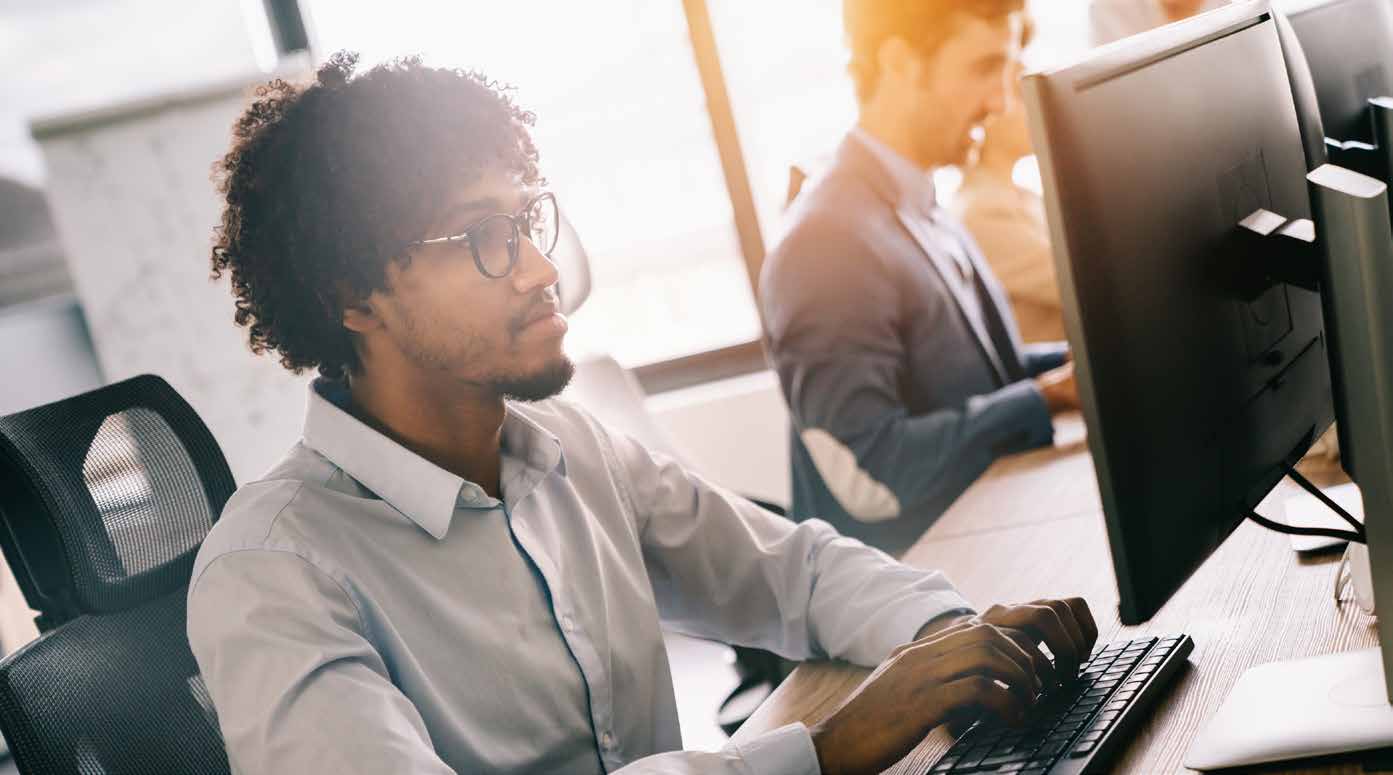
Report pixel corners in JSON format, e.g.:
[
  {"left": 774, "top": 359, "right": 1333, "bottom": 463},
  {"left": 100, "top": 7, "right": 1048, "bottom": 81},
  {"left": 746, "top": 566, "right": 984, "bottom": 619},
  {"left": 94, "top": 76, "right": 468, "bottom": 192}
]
[
  {"left": 809, "top": 598, "right": 1098, "bottom": 775},
  {"left": 1035, "top": 362, "right": 1081, "bottom": 414}
]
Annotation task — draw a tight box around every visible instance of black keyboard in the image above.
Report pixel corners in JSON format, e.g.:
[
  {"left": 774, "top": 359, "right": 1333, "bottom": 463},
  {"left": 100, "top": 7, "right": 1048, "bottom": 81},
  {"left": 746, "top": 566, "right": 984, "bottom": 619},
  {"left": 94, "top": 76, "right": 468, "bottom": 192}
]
[{"left": 926, "top": 634, "right": 1193, "bottom": 774}]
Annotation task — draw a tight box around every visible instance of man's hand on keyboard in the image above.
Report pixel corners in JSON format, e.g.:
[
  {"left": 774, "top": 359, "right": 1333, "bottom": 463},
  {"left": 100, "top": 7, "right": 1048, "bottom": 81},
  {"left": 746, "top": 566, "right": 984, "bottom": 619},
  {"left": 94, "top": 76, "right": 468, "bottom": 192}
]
[{"left": 809, "top": 598, "right": 1098, "bottom": 775}]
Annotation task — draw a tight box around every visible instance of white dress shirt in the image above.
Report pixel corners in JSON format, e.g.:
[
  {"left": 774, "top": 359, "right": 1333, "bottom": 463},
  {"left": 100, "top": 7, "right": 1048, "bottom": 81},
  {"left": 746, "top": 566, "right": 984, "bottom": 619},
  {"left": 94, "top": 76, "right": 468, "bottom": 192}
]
[{"left": 187, "top": 378, "right": 975, "bottom": 774}]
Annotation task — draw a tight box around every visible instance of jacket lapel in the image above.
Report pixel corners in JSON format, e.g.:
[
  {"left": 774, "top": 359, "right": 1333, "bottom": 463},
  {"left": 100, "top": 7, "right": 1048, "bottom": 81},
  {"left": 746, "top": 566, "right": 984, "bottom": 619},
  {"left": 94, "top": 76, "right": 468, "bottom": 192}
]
[
  {"left": 894, "top": 208, "right": 1011, "bottom": 386},
  {"left": 836, "top": 134, "right": 1012, "bottom": 386}
]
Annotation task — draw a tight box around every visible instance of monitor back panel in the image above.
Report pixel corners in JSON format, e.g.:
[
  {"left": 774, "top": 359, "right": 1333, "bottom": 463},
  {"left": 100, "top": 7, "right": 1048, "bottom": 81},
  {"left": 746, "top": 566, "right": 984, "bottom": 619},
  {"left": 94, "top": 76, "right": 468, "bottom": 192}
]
[
  {"left": 1286, "top": 0, "right": 1393, "bottom": 145},
  {"left": 1025, "top": 3, "right": 1333, "bottom": 623}
]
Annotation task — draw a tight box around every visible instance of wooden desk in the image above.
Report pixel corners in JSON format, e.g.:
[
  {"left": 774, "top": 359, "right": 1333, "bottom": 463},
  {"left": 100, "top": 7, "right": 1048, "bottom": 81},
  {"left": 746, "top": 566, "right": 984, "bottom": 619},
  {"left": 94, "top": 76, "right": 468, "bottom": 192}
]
[{"left": 735, "top": 417, "right": 1376, "bottom": 773}]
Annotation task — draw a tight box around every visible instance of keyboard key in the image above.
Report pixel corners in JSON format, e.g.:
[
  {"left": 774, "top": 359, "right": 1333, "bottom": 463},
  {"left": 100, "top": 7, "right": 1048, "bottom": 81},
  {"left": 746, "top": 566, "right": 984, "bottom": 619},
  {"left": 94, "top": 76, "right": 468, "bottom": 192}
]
[
  {"left": 1034, "top": 740, "right": 1069, "bottom": 759},
  {"left": 1070, "top": 740, "right": 1097, "bottom": 757},
  {"left": 959, "top": 750, "right": 989, "bottom": 770},
  {"left": 980, "top": 751, "right": 1033, "bottom": 768},
  {"left": 1079, "top": 730, "right": 1104, "bottom": 743}
]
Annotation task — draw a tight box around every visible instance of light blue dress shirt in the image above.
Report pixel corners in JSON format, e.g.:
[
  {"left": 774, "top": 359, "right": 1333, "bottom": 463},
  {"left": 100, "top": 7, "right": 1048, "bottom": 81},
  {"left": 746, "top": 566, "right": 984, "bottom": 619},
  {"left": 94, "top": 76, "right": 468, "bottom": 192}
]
[{"left": 187, "top": 378, "right": 975, "bottom": 774}]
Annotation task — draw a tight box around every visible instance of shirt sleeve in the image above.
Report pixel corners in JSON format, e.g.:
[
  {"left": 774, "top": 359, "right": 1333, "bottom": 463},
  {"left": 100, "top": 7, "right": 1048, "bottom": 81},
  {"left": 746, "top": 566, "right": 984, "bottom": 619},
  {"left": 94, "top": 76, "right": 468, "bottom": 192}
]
[
  {"left": 610, "top": 724, "right": 819, "bottom": 775},
  {"left": 1021, "top": 342, "right": 1070, "bottom": 378},
  {"left": 597, "top": 420, "right": 974, "bottom": 668},
  {"left": 761, "top": 228, "right": 1053, "bottom": 524},
  {"left": 187, "top": 549, "right": 456, "bottom": 775}
]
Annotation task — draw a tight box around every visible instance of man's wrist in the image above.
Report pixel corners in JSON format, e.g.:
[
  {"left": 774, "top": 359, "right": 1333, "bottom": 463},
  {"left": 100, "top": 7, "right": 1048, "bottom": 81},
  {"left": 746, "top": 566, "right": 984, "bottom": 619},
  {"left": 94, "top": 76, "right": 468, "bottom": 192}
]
[{"left": 914, "top": 610, "right": 975, "bottom": 642}]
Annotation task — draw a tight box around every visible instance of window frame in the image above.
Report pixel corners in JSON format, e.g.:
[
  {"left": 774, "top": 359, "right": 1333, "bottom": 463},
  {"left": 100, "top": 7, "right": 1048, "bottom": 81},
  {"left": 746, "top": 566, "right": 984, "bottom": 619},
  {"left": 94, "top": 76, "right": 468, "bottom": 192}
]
[{"left": 627, "top": 0, "right": 770, "bottom": 395}]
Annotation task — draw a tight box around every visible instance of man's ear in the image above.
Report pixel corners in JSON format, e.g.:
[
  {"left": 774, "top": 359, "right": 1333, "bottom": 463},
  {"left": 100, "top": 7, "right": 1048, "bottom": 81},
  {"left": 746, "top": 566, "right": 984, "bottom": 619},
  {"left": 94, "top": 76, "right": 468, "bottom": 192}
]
[
  {"left": 340, "top": 288, "right": 382, "bottom": 335},
  {"left": 876, "top": 35, "right": 920, "bottom": 87}
]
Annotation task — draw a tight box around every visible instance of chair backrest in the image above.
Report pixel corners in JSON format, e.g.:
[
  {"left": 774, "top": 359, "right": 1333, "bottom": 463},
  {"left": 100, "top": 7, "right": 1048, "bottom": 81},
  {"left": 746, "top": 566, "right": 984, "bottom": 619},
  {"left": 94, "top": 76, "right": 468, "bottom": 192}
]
[
  {"left": 564, "top": 355, "right": 687, "bottom": 464},
  {"left": 554, "top": 211, "right": 592, "bottom": 316},
  {"left": 0, "top": 374, "right": 234, "bottom": 774},
  {"left": 0, "top": 374, "right": 233, "bottom": 627}
]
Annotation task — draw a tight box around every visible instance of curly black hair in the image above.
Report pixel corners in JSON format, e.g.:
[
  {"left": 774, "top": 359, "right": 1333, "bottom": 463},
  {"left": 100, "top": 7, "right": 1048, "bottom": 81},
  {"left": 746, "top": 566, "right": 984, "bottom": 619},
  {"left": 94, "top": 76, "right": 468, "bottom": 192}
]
[{"left": 210, "top": 51, "right": 542, "bottom": 379}]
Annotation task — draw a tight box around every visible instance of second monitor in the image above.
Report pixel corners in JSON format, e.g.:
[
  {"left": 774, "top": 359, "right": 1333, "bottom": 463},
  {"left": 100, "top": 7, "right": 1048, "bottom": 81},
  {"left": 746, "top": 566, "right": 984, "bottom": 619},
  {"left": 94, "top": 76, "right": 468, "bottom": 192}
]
[{"left": 1024, "top": 1, "right": 1334, "bottom": 624}]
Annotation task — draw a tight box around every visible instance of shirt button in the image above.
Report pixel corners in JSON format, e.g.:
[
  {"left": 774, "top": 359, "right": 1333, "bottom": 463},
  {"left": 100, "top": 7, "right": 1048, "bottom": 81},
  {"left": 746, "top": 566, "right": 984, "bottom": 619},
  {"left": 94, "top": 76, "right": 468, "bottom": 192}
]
[
  {"left": 559, "top": 614, "right": 575, "bottom": 631},
  {"left": 600, "top": 731, "right": 615, "bottom": 750}
]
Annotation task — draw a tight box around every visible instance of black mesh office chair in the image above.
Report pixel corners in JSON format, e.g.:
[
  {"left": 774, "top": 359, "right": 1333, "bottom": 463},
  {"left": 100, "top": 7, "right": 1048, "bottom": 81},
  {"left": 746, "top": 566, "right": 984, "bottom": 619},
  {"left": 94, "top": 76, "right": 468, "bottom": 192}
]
[{"left": 0, "top": 374, "right": 234, "bottom": 774}]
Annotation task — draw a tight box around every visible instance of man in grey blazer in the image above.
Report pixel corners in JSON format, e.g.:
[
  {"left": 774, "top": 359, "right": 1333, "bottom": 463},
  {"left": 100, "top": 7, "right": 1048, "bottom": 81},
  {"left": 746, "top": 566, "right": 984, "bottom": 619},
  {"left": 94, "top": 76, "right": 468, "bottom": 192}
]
[{"left": 761, "top": 0, "right": 1080, "bottom": 554}]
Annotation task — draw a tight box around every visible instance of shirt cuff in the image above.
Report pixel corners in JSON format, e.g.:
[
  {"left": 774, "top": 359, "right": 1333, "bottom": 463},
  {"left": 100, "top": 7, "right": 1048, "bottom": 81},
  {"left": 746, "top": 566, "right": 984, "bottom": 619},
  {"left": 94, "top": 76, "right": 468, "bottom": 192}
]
[
  {"left": 881, "top": 590, "right": 976, "bottom": 657},
  {"left": 971, "top": 379, "right": 1055, "bottom": 456},
  {"left": 1022, "top": 341, "right": 1070, "bottom": 376},
  {"left": 732, "top": 723, "right": 821, "bottom": 775}
]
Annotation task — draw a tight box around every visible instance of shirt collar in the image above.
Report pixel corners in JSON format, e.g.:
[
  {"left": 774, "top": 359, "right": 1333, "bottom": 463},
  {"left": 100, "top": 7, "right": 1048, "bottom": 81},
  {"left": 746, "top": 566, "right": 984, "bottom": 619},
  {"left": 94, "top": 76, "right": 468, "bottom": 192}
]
[
  {"left": 850, "top": 126, "right": 938, "bottom": 215},
  {"left": 301, "top": 378, "right": 564, "bottom": 540}
]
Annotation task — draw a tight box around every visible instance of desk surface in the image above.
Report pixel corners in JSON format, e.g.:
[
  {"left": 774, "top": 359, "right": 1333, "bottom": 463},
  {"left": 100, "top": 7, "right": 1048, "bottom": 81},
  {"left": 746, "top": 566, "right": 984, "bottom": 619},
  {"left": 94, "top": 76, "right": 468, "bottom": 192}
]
[{"left": 734, "top": 416, "right": 1376, "bottom": 773}]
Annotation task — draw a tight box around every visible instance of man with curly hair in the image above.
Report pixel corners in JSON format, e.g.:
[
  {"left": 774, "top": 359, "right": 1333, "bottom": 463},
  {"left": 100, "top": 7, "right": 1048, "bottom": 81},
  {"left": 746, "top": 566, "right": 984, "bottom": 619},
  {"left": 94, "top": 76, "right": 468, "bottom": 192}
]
[{"left": 188, "top": 51, "right": 1096, "bottom": 775}]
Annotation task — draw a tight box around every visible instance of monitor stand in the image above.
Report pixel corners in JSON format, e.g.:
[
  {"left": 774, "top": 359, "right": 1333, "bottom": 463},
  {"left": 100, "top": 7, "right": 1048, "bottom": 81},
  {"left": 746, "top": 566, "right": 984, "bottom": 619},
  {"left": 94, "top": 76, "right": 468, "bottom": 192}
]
[
  {"left": 1326, "top": 97, "right": 1393, "bottom": 187},
  {"left": 1190, "top": 163, "right": 1393, "bottom": 771},
  {"left": 1185, "top": 647, "right": 1393, "bottom": 770}
]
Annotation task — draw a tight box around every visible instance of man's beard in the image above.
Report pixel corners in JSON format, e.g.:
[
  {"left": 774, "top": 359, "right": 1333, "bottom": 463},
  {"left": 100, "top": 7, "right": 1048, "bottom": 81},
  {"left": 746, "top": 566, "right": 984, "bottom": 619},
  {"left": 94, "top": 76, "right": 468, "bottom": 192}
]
[{"left": 492, "top": 356, "right": 576, "bottom": 402}]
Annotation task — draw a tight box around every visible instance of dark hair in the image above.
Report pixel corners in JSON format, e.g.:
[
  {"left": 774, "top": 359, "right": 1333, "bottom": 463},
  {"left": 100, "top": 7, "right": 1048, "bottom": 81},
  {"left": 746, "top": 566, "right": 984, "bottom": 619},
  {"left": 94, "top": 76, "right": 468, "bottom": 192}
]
[
  {"left": 210, "top": 51, "right": 542, "bottom": 379},
  {"left": 844, "top": 0, "right": 1027, "bottom": 104}
]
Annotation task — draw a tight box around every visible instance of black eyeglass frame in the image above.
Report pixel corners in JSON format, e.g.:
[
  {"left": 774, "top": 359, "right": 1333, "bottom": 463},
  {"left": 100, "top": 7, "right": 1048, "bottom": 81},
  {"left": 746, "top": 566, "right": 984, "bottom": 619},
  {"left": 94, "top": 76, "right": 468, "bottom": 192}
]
[{"left": 406, "top": 191, "right": 559, "bottom": 279}]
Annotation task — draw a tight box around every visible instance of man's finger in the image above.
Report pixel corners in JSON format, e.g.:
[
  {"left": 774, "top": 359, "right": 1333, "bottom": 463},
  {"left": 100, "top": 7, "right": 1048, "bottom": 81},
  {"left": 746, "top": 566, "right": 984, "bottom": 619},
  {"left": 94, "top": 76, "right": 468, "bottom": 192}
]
[
  {"left": 1063, "top": 597, "right": 1099, "bottom": 653},
  {"left": 990, "top": 604, "right": 1083, "bottom": 677},
  {"left": 901, "top": 622, "right": 1008, "bottom": 662},
  {"left": 1001, "top": 626, "right": 1056, "bottom": 687},
  {"left": 930, "top": 641, "right": 1040, "bottom": 703},
  {"left": 938, "top": 675, "right": 1027, "bottom": 728},
  {"left": 1035, "top": 599, "right": 1088, "bottom": 658}
]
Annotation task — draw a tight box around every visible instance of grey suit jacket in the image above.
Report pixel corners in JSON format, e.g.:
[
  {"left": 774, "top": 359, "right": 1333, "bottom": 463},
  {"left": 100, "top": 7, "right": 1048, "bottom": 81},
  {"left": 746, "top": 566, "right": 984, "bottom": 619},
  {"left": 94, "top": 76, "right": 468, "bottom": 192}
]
[{"left": 760, "top": 134, "right": 1067, "bottom": 554}]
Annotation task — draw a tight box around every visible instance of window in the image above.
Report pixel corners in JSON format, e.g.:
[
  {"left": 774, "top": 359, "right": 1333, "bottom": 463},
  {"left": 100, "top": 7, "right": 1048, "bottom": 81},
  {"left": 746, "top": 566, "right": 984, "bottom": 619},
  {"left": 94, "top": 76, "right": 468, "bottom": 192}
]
[
  {"left": 303, "top": 0, "right": 763, "bottom": 369},
  {"left": 707, "top": 0, "right": 1094, "bottom": 227}
]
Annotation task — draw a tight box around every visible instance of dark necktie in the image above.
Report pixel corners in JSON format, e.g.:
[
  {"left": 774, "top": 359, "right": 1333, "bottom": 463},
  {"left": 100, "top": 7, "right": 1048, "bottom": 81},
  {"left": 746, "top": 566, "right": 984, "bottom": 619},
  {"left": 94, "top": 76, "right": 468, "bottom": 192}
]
[{"left": 973, "top": 265, "right": 1027, "bottom": 384}]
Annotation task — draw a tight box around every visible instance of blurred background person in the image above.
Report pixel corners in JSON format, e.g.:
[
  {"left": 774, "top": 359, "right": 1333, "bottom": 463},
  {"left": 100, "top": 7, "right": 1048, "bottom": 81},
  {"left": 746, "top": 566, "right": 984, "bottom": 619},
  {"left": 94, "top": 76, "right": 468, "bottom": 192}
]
[
  {"left": 761, "top": 0, "right": 1080, "bottom": 555},
  {"left": 951, "top": 18, "right": 1065, "bottom": 344},
  {"left": 1090, "top": 0, "right": 1229, "bottom": 45}
]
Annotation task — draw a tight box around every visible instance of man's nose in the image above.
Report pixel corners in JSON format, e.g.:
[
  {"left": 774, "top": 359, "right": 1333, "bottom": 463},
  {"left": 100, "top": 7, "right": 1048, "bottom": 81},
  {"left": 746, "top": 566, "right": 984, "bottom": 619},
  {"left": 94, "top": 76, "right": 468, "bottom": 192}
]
[{"left": 511, "top": 236, "right": 559, "bottom": 295}]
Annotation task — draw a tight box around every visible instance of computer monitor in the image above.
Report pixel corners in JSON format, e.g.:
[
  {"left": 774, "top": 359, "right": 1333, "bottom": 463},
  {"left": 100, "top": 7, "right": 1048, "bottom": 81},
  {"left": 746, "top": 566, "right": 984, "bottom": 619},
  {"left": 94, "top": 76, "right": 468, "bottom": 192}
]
[
  {"left": 1284, "top": 0, "right": 1393, "bottom": 177},
  {"left": 1023, "top": 1, "right": 1334, "bottom": 624}
]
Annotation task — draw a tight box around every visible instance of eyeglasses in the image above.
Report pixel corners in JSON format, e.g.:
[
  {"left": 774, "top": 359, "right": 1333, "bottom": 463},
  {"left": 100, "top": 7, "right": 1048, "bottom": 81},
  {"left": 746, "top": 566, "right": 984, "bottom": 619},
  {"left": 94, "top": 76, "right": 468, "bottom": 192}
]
[{"left": 407, "top": 192, "right": 559, "bottom": 279}]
